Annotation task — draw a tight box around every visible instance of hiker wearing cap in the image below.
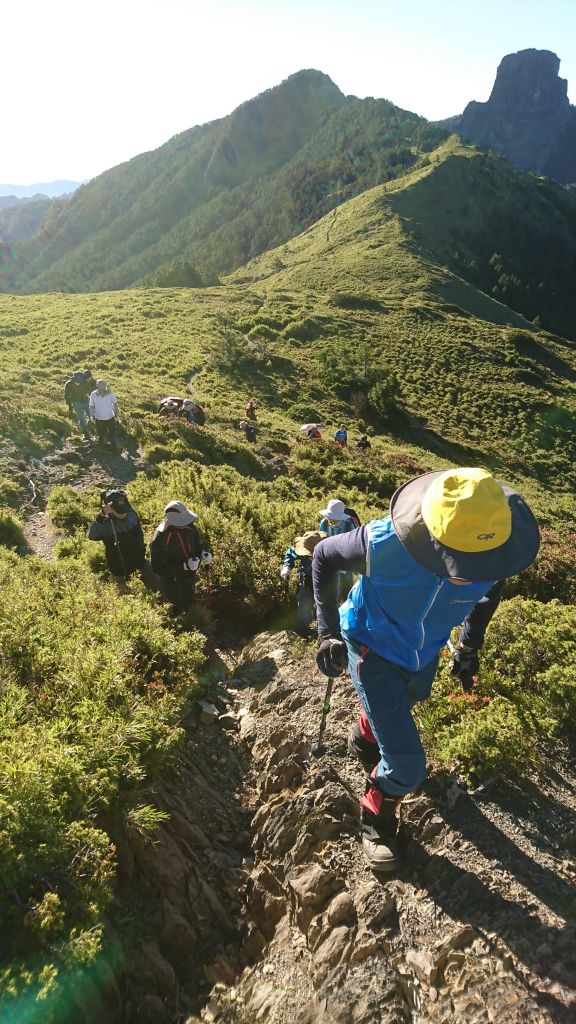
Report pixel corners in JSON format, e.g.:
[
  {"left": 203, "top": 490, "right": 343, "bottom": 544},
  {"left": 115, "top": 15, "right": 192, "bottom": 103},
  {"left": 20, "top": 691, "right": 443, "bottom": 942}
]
[
  {"left": 280, "top": 530, "right": 326, "bottom": 636},
  {"left": 88, "top": 489, "right": 156, "bottom": 588},
  {"left": 357, "top": 435, "right": 371, "bottom": 452},
  {"left": 334, "top": 424, "right": 348, "bottom": 447},
  {"left": 246, "top": 399, "right": 257, "bottom": 421},
  {"left": 313, "top": 468, "right": 540, "bottom": 873},
  {"left": 181, "top": 399, "right": 197, "bottom": 423},
  {"left": 64, "top": 370, "right": 93, "bottom": 440},
  {"left": 150, "top": 501, "right": 213, "bottom": 613},
  {"left": 89, "top": 380, "right": 119, "bottom": 447}
]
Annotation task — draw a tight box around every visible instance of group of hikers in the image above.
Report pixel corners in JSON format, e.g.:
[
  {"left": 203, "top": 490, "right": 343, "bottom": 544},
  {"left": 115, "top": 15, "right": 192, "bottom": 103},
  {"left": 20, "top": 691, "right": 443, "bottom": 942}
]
[
  {"left": 302, "top": 421, "right": 371, "bottom": 450},
  {"left": 90, "top": 469, "right": 541, "bottom": 876},
  {"left": 68, "top": 370, "right": 542, "bottom": 877},
  {"left": 64, "top": 371, "right": 120, "bottom": 447},
  {"left": 88, "top": 491, "right": 212, "bottom": 612},
  {"left": 64, "top": 374, "right": 373, "bottom": 453}
]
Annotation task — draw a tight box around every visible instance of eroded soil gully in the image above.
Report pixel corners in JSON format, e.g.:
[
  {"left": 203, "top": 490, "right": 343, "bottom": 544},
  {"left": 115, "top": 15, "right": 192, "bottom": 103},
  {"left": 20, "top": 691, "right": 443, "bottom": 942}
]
[{"left": 121, "top": 630, "right": 576, "bottom": 1024}]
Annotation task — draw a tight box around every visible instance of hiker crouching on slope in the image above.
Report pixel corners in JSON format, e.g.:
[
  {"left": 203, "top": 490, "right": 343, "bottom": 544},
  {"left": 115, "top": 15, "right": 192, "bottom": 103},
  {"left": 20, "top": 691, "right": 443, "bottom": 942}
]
[
  {"left": 89, "top": 379, "right": 119, "bottom": 447},
  {"left": 87, "top": 489, "right": 157, "bottom": 589},
  {"left": 313, "top": 468, "right": 540, "bottom": 874},
  {"left": 150, "top": 501, "right": 212, "bottom": 614}
]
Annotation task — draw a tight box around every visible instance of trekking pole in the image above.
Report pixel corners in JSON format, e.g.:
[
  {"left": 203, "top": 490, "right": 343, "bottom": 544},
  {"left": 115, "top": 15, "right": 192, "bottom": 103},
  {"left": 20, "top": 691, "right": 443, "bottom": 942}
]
[
  {"left": 109, "top": 515, "right": 128, "bottom": 578},
  {"left": 311, "top": 676, "right": 334, "bottom": 758}
]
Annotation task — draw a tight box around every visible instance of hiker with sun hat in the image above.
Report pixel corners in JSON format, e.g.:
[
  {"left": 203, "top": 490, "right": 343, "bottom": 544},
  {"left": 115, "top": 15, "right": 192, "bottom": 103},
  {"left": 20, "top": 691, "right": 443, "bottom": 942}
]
[
  {"left": 312, "top": 467, "right": 540, "bottom": 873},
  {"left": 150, "top": 500, "right": 213, "bottom": 614},
  {"left": 280, "top": 530, "right": 326, "bottom": 635}
]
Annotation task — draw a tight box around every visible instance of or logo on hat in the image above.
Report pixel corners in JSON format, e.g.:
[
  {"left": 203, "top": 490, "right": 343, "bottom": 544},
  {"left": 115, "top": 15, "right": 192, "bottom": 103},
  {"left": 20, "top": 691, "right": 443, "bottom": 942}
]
[{"left": 421, "top": 469, "right": 512, "bottom": 554}]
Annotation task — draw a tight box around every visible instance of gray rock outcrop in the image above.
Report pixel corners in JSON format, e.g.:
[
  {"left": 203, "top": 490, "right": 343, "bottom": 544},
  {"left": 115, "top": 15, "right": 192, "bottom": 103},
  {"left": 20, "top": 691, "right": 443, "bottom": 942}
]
[{"left": 455, "top": 49, "right": 576, "bottom": 183}]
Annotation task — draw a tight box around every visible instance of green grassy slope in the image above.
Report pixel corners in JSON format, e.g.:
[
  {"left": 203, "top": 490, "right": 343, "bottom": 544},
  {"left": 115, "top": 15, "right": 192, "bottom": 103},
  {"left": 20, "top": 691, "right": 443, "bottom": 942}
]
[
  {"left": 0, "top": 149, "right": 575, "bottom": 1018},
  {"left": 233, "top": 137, "right": 576, "bottom": 338}
]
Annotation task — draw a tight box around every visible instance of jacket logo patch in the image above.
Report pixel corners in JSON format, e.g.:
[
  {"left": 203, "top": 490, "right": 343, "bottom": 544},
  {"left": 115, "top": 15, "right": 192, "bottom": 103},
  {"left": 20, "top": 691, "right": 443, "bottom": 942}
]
[{"left": 477, "top": 533, "right": 496, "bottom": 540}]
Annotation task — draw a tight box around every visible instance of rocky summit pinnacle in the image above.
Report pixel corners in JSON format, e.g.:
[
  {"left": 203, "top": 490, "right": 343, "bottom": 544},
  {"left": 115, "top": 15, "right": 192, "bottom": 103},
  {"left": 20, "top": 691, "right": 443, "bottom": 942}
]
[{"left": 455, "top": 48, "right": 576, "bottom": 183}]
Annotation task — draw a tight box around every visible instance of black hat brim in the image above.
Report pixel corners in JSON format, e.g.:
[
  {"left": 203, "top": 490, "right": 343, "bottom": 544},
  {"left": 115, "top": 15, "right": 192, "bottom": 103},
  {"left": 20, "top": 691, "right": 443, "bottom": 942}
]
[{"left": 390, "top": 471, "right": 540, "bottom": 581}]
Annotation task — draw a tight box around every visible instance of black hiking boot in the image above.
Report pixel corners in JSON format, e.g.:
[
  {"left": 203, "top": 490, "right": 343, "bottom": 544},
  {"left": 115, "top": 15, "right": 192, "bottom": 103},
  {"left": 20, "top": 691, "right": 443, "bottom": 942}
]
[
  {"left": 360, "top": 797, "right": 400, "bottom": 873},
  {"left": 348, "top": 723, "right": 380, "bottom": 776}
]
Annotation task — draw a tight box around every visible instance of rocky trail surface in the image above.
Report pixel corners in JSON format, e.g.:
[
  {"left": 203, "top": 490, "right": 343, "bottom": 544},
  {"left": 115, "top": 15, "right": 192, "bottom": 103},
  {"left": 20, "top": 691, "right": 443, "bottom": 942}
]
[
  {"left": 18, "top": 431, "right": 146, "bottom": 555},
  {"left": 178, "top": 632, "right": 576, "bottom": 1024}
]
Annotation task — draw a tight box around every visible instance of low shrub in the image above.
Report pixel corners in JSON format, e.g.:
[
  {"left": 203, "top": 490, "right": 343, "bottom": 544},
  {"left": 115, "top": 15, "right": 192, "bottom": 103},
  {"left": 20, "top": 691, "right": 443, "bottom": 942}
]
[
  {"left": 48, "top": 486, "right": 94, "bottom": 533},
  {"left": 0, "top": 549, "right": 205, "bottom": 1011},
  {"left": 0, "top": 508, "right": 26, "bottom": 550},
  {"left": 422, "top": 597, "right": 576, "bottom": 783}
]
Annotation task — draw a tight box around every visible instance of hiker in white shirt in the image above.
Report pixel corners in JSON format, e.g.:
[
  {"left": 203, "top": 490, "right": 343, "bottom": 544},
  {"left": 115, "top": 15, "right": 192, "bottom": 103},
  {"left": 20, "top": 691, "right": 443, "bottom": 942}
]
[{"left": 89, "top": 379, "right": 119, "bottom": 447}]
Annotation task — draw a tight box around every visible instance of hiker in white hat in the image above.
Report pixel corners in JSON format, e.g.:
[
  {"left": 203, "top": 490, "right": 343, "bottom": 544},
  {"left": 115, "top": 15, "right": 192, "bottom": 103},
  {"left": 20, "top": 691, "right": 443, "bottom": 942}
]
[
  {"left": 313, "top": 468, "right": 540, "bottom": 874},
  {"left": 318, "top": 498, "right": 361, "bottom": 601},
  {"left": 150, "top": 501, "right": 212, "bottom": 614}
]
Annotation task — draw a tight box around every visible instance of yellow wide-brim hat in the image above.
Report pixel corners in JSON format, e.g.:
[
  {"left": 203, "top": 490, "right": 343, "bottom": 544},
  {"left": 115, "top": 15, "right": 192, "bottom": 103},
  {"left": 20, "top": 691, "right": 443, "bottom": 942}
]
[{"left": 390, "top": 468, "right": 540, "bottom": 580}]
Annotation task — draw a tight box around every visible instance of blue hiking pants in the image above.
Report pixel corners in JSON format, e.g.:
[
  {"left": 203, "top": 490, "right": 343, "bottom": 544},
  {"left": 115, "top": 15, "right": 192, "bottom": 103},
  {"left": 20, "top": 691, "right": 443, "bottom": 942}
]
[{"left": 344, "top": 635, "right": 439, "bottom": 798}]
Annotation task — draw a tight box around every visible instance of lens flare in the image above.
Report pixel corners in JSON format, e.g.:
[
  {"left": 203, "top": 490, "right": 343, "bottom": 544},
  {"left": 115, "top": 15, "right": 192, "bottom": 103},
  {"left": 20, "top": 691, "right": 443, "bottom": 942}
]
[{"left": 0, "top": 240, "right": 16, "bottom": 273}]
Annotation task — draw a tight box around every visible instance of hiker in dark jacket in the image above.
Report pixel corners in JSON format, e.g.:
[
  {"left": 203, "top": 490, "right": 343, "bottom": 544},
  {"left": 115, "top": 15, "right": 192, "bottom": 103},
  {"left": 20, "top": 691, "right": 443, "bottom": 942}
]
[
  {"left": 357, "top": 435, "right": 371, "bottom": 451},
  {"left": 313, "top": 468, "right": 540, "bottom": 874},
  {"left": 158, "top": 396, "right": 184, "bottom": 416},
  {"left": 64, "top": 370, "right": 93, "bottom": 439},
  {"left": 246, "top": 399, "right": 257, "bottom": 421},
  {"left": 239, "top": 420, "right": 257, "bottom": 443},
  {"left": 150, "top": 501, "right": 212, "bottom": 613},
  {"left": 88, "top": 489, "right": 156, "bottom": 587}
]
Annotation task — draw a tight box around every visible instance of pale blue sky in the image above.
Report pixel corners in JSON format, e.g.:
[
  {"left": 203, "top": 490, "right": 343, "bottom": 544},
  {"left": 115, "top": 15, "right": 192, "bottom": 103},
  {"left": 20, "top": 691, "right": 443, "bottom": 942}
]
[{"left": 4, "top": 0, "right": 576, "bottom": 183}]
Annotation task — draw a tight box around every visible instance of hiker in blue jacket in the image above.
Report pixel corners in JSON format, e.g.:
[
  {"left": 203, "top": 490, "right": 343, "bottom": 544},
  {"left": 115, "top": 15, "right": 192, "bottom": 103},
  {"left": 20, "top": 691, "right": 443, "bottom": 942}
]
[
  {"left": 334, "top": 424, "right": 348, "bottom": 447},
  {"left": 313, "top": 468, "right": 540, "bottom": 873},
  {"left": 280, "top": 530, "right": 326, "bottom": 635}
]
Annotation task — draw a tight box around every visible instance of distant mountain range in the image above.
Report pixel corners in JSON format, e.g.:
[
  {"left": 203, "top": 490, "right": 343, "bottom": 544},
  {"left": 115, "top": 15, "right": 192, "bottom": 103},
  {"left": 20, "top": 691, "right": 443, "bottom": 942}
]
[
  {"left": 0, "top": 180, "right": 83, "bottom": 199},
  {"left": 0, "top": 50, "right": 575, "bottom": 317}
]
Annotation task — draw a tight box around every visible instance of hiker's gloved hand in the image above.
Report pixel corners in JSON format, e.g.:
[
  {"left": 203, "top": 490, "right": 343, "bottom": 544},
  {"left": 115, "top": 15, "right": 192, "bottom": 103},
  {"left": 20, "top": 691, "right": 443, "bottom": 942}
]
[
  {"left": 201, "top": 551, "right": 212, "bottom": 566},
  {"left": 280, "top": 566, "right": 290, "bottom": 581},
  {"left": 316, "top": 635, "right": 347, "bottom": 678},
  {"left": 450, "top": 646, "right": 479, "bottom": 693},
  {"left": 187, "top": 557, "right": 200, "bottom": 571}
]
